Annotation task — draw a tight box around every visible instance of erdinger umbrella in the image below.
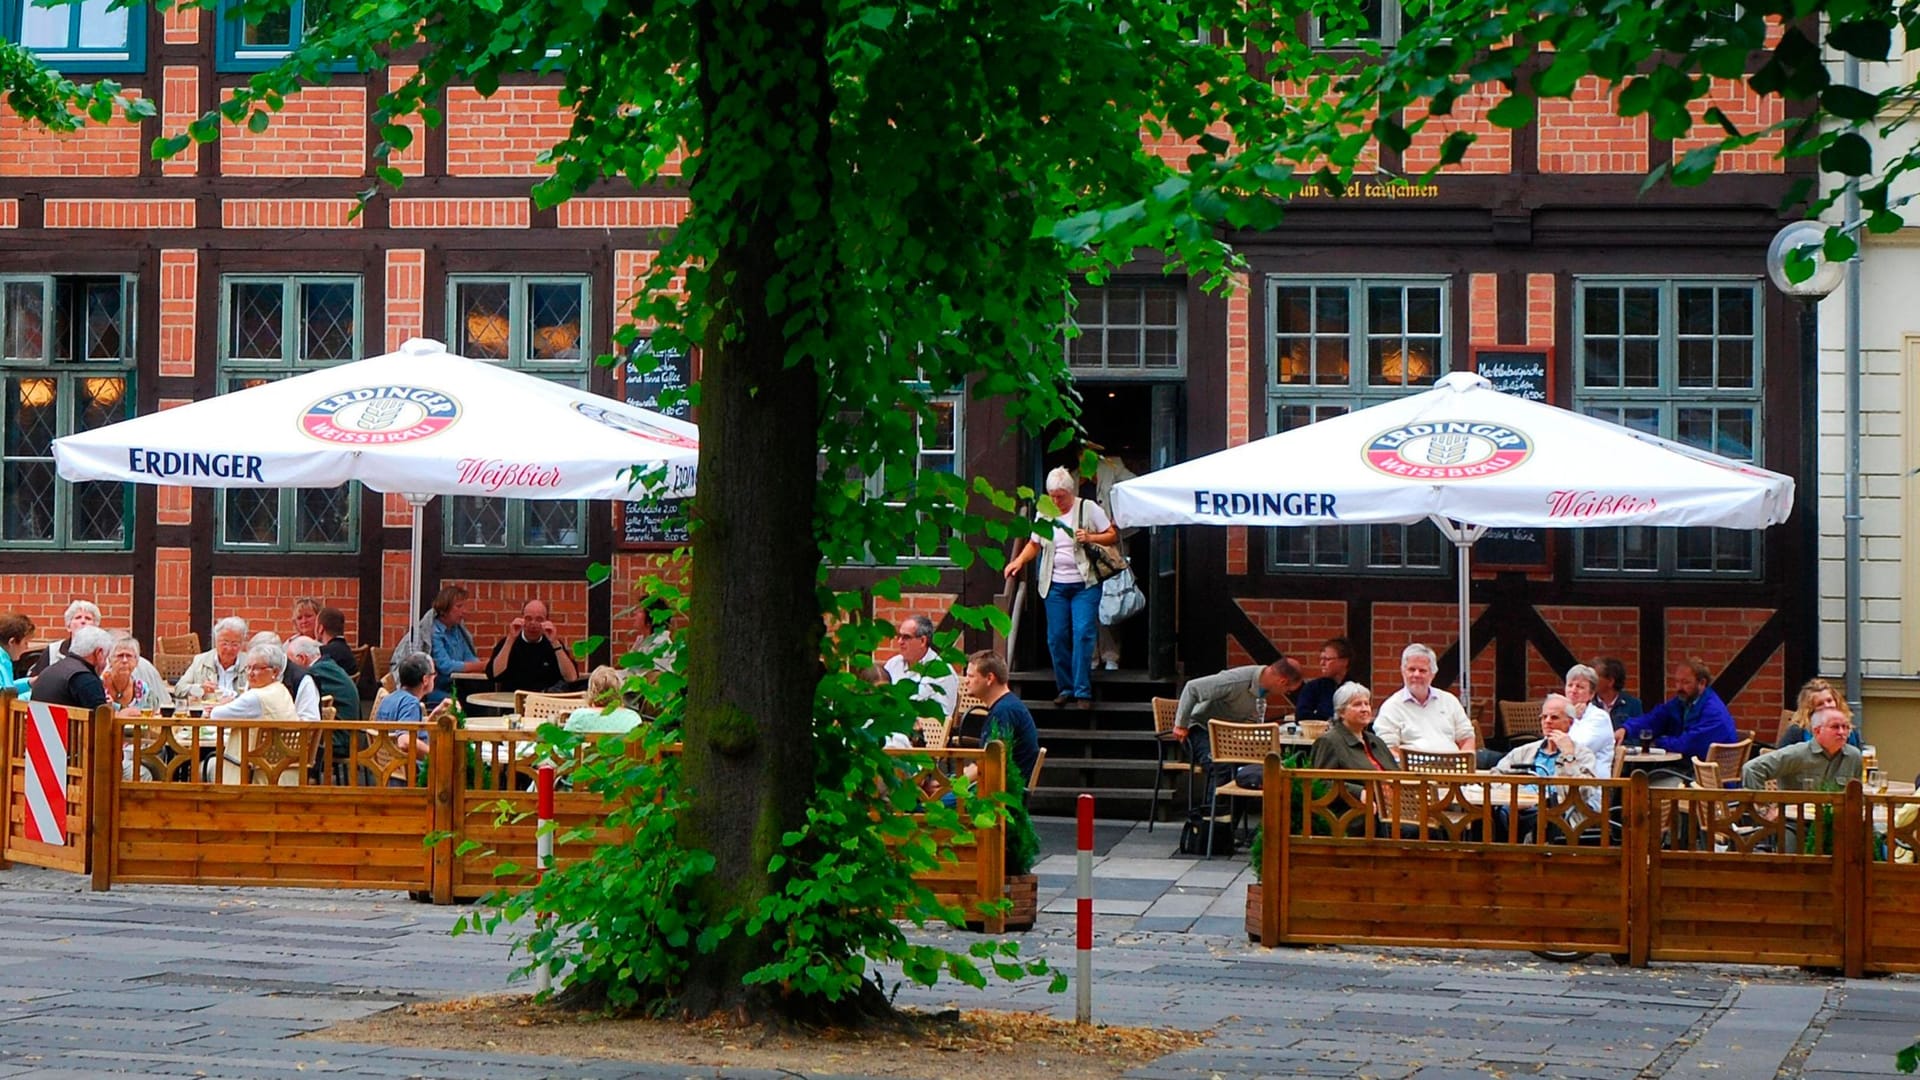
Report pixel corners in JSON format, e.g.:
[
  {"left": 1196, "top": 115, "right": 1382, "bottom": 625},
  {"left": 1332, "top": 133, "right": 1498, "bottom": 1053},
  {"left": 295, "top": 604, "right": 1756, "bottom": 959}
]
[
  {"left": 55, "top": 337, "right": 698, "bottom": 612},
  {"left": 1110, "top": 370, "right": 1793, "bottom": 708}
]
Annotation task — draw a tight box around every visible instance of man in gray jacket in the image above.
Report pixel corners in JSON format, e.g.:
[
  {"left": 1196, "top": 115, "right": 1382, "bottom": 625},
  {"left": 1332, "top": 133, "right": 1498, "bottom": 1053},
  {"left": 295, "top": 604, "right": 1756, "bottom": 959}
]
[
  {"left": 1742, "top": 707, "right": 1861, "bottom": 791},
  {"left": 1172, "top": 657, "right": 1302, "bottom": 784}
]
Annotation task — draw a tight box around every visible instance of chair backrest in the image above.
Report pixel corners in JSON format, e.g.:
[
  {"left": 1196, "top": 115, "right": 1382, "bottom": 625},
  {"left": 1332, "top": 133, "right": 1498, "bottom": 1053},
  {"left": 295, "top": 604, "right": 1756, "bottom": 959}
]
[
  {"left": 1611, "top": 727, "right": 1629, "bottom": 778},
  {"left": 157, "top": 632, "right": 200, "bottom": 656},
  {"left": 1151, "top": 696, "right": 1178, "bottom": 736},
  {"left": 1208, "top": 720, "right": 1282, "bottom": 765},
  {"left": 1299, "top": 719, "right": 1331, "bottom": 741},
  {"left": 914, "top": 715, "right": 949, "bottom": 750},
  {"left": 153, "top": 651, "right": 193, "bottom": 683},
  {"left": 1705, "top": 738, "right": 1754, "bottom": 775},
  {"left": 216, "top": 725, "right": 319, "bottom": 786},
  {"left": 351, "top": 643, "right": 374, "bottom": 676},
  {"left": 1029, "top": 747, "right": 1047, "bottom": 792},
  {"left": 1498, "top": 700, "right": 1541, "bottom": 741},
  {"left": 320, "top": 694, "right": 336, "bottom": 722},
  {"left": 1401, "top": 749, "right": 1475, "bottom": 774},
  {"left": 371, "top": 644, "right": 394, "bottom": 675},
  {"left": 381, "top": 671, "right": 397, "bottom": 694},
  {"left": 952, "top": 690, "right": 987, "bottom": 724},
  {"left": 1771, "top": 709, "right": 1797, "bottom": 746},
  {"left": 372, "top": 686, "right": 390, "bottom": 714},
  {"left": 517, "top": 690, "right": 587, "bottom": 722},
  {"left": 1470, "top": 703, "right": 1494, "bottom": 747},
  {"left": 1692, "top": 757, "right": 1726, "bottom": 789}
]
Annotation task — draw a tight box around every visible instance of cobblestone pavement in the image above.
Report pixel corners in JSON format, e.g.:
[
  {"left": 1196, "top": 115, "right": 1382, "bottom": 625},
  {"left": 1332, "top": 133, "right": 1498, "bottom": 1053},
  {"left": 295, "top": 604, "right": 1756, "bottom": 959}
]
[{"left": 0, "top": 818, "right": 1913, "bottom": 1079}]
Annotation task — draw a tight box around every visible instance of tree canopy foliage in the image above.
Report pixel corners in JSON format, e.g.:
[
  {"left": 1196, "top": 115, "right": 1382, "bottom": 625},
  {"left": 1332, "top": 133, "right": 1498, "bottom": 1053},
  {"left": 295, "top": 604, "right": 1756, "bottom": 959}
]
[{"left": 8, "top": 0, "right": 1917, "bottom": 1022}]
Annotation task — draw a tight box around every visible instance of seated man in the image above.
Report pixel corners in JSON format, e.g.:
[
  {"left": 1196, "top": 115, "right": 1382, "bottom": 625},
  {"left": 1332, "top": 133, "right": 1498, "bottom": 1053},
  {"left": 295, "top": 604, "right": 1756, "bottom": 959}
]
[
  {"left": 1742, "top": 706, "right": 1861, "bottom": 791},
  {"left": 1374, "top": 643, "right": 1482, "bottom": 766},
  {"left": 883, "top": 613, "right": 959, "bottom": 721},
  {"left": 289, "top": 635, "right": 359, "bottom": 720},
  {"left": 316, "top": 606, "right": 358, "bottom": 677},
  {"left": 1623, "top": 658, "right": 1736, "bottom": 765},
  {"left": 30, "top": 626, "right": 114, "bottom": 709},
  {"left": 1172, "top": 657, "right": 1302, "bottom": 785},
  {"left": 487, "top": 598, "right": 579, "bottom": 693},
  {"left": 957, "top": 650, "right": 1039, "bottom": 790},
  {"left": 1488, "top": 693, "right": 1600, "bottom": 842},
  {"left": 1293, "top": 637, "right": 1352, "bottom": 722}
]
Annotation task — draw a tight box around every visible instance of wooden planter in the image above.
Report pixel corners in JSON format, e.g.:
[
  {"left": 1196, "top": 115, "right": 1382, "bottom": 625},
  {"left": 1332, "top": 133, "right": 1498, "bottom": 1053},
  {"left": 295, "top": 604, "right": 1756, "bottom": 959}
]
[
  {"left": 1005, "top": 873, "right": 1037, "bottom": 931},
  {"left": 1245, "top": 882, "right": 1262, "bottom": 943}
]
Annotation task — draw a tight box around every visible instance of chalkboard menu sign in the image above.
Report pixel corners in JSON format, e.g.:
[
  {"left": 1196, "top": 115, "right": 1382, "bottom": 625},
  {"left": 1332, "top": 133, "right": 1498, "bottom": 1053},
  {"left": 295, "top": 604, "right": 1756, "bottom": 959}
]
[
  {"left": 1471, "top": 346, "right": 1554, "bottom": 570},
  {"left": 620, "top": 340, "right": 695, "bottom": 548}
]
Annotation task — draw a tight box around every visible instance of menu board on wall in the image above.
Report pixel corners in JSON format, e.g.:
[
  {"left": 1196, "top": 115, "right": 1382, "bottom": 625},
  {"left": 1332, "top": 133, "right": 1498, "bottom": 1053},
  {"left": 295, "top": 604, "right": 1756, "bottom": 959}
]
[
  {"left": 1470, "top": 346, "right": 1553, "bottom": 571},
  {"left": 619, "top": 340, "right": 695, "bottom": 548}
]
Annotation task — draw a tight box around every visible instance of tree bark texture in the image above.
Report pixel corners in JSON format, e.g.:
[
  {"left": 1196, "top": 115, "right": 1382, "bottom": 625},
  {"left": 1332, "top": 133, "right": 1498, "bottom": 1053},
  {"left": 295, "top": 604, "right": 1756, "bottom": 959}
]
[{"left": 676, "top": 0, "right": 832, "bottom": 1017}]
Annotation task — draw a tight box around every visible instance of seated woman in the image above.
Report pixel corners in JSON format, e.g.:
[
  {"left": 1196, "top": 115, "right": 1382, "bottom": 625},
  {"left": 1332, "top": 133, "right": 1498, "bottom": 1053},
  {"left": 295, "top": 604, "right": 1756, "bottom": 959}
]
[
  {"left": 204, "top": 643, "right": 300, "bottom": 783},
  {"left": 563, "top": 666, "right": 644, "bottom": 734},
  {"left": 1780, "top": 678, "right": 1863, "bottom": 748},
  {"left": 0, "top": 613, "right": 35, "bottom": 697},
  {"left": 102, "top": 634, "right": 171, "bottom": 716},
  {"left": 1307, "top": 682, "right": 1401, "bottom": 836}
]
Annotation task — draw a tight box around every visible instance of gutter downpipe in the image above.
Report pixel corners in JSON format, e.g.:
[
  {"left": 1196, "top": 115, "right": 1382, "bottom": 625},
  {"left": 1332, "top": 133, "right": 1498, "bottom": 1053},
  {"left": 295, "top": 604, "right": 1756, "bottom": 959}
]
[{"left": 1842, "top": 49, "right": 1864, "bottom": 724}]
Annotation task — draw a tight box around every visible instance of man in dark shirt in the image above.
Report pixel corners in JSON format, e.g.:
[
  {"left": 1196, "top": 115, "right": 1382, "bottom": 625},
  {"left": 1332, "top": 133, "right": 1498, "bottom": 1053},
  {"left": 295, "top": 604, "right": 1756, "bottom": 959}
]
[
  {"left": 960, "top": 649, "right": 1040, "bottom": 788},
  {"left": 487, "top": 598, "right": 580, "bottom": 692},
  {"left": 31, "top": 626, "right": 114, "bottom": 710},
  {"left": 317, "top": 606, "right": 358, "bottom": 677},
  {"left": 1294, "top": 636, "right": 1353, "bottom": 722},
  {"left": 289, "top": 636, "right": 361, "bottom": 720}
]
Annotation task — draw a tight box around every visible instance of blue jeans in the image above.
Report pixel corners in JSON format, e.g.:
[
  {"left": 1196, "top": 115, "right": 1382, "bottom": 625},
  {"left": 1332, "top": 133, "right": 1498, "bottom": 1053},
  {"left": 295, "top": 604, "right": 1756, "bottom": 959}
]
[{"left": 1044, "top": 579, "right": 1100, "bottom": 701}]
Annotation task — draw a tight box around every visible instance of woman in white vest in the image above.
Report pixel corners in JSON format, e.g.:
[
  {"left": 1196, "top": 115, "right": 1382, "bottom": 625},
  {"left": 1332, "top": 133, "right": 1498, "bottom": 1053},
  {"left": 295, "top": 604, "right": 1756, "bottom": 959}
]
[
  {"left": 207, "top": 642, "right": 301, "bottom": 784},
  {"left": 1002, "top": 466, "right": 1118, "bottom": 710}
]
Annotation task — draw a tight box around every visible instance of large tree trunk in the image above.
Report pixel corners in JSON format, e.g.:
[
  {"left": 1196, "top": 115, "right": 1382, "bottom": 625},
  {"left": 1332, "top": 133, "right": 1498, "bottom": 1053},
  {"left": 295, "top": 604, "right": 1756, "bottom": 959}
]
[{"left": 675, "top": 0, "right": 831, "bottom": 1018}]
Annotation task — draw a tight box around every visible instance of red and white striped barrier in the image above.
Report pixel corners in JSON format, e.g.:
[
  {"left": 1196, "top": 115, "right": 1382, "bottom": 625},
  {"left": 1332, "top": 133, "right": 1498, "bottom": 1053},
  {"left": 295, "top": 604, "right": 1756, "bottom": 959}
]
[
  {"left": 1075, "top": 792, "right": 1093, "bottom": 1024},
  {"left": 535, "top": 762, "right": 556, "bottom": 995},
  {"left": 22, "top": 701, "right": 72, "bottom": 846}
]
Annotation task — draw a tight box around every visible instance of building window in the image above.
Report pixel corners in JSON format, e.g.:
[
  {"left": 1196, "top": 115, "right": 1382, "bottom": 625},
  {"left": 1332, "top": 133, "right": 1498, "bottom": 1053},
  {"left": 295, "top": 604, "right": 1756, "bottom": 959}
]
[
  {"left": 1574, "top": 278, "right": 1764, "bottom": 576},
  {"left": 1066, "top": 282, "right": 1185, "bottom": 375},
  {"left": 216, "top": 0, "right": 345, "bottom": 71},
  {"left": 216, "top": 275, "right": 362, "bottom": 552},
  {"left": 444, "top": 275, "right": 590, "bottom": 554},
  {"left": 3, "top": 0, "right": 145, "bottom": 72},
  {"left": 1312, "top": 0, "right": 1424, "bottom": 46},
  {"left": 0, "top": 276, "right": 133, "bottom": 548},
  {"left": 1266, "top": 276, "right": 1449, "bottom": 573}
]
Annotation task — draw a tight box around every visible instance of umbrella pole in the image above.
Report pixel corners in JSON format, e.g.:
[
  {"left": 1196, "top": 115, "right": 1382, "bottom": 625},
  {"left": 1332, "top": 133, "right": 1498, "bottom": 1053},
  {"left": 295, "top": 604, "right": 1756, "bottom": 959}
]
[
  {"left": 407, "top": 493, "right": 432, "bottom": 620},
  {"left": 1430, "top": 517, "right": 1488, "bottom": 717}
]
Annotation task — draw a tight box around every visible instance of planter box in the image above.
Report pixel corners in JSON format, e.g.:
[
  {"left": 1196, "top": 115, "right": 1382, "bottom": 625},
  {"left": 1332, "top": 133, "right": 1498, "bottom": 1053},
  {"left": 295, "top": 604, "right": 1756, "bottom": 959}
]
[
  {"left": 1006, "top": 873, "right": 1037, "bottom": 931},
  {"left": 1245, "top": 882, "right": 1262, "bottom": 943}
]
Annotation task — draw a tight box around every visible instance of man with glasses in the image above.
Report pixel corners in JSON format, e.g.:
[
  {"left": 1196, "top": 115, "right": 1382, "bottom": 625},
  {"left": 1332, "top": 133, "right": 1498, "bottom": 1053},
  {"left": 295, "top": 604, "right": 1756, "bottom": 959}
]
[
  {"left": 882, "top": 614, "right": 959, "bottom": 720},
  {"left": 1488, "top": 693, "right": 1600, "bottom": 841},
  {"left": 1742, "top": 707, "right": 1862, "bottom": 791}
]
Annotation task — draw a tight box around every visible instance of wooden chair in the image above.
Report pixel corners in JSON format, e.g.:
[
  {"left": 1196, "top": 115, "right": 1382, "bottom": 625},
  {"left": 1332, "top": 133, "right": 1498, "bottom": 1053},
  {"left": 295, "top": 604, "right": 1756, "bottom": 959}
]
[
  {"left": 1497, "top": 700, "right": 1542, "bottom": 745},
  {"left": 1205, "top": 721, "right": 1282, "bottom": 857},
  {"left": 153, "top": 651, "right": 193, "bottom": 683},
  {"left": 516, "top": 690, "right": 587, "bottom": 724},
  {"left": 381, "top": 671, "right": 397, "bottom": 694},
  {"left": 1149, "top": 695, "right": 1199, "bottom": 833},
  {"left": 1028, "top": 747, "right": 1047, "bottom": 798},
  {"left": 1704, "top": 738, "right": 1754, "bottom": 778},
  {"left": 211, "top": 725, "right": 320, "bottom": 786},
  {"left": 370, "top": 645, "right": 394, "bottom": 676},
  {"left": 350, "top": 642, "right": 374, "bottom": 677},
  {"left": 913, "top": 715, "right": 950, "bottom": 749},
  {"left": 1470, "top": 703, "right": 1494, "bottom": 748},
  {"left": 1401, "top": 749, "right": 1475, "bottom": 774},
  {"left": 1765, "top": 709, "right": 1796, "bottom": 748},
  {"left": 1611, "top": 727, "right": 1629, "bottom": 778},
  {"left": 157, "top": 632, "right": 200, "bottom": 656}
]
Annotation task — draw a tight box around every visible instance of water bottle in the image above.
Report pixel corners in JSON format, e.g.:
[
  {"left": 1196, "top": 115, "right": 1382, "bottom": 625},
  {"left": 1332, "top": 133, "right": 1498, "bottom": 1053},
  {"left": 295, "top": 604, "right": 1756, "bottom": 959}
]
[{"left": 1254, "top": 690, "right": 1268, "bottom": 724}]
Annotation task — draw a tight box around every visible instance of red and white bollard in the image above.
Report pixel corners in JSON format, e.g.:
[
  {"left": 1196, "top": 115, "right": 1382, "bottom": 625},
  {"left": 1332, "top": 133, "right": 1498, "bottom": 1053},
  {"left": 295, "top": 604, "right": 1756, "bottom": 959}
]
[
  {"left": 535, "top": 762, "right": 556, "bottom": 996},
  {"left": 1075, "top": 792, "right": 1093, "bottom": 1024}
]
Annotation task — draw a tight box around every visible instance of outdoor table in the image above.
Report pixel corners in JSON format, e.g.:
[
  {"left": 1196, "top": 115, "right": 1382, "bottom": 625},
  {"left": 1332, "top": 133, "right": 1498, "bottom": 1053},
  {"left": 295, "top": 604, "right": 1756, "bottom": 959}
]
[
  {"left": 464, "top": 690, "right": 519, "bottom": 713},
  {"left": 1621, "top": 749, "right": 1683, "bottom": 770}
]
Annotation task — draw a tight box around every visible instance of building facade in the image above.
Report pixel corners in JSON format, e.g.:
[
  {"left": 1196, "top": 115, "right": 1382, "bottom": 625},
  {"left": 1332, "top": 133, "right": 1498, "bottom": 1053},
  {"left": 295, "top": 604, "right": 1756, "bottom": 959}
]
[{"left": 0, "top": 5, "right": 1823, "bottom": 756}]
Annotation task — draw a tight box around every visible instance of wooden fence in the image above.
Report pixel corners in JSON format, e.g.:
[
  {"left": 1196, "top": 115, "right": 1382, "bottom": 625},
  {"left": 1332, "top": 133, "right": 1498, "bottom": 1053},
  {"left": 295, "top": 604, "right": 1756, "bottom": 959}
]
[
  {"left": 1259, "top": 762, "right": 1920, "bottom": 976},
  {"left": 0, "top": 695, "right": 1010, "bottom": 928}
]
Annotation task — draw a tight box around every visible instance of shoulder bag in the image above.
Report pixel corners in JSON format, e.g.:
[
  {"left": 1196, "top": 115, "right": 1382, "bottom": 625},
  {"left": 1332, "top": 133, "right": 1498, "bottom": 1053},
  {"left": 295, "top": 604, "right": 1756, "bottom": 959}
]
[{"left": 1078, "top": 500, "right": 1127, "bottom": 585}]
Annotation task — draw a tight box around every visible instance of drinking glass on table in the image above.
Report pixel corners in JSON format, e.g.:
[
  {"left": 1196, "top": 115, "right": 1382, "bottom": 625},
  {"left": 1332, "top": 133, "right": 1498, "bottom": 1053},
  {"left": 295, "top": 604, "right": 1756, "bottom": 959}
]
[
  {"left": 1866, "top": 767, "right": 1885, "bottom": 794},
  {"left": 1638, "top": 728, "right": 1654, "bottom": 753}
]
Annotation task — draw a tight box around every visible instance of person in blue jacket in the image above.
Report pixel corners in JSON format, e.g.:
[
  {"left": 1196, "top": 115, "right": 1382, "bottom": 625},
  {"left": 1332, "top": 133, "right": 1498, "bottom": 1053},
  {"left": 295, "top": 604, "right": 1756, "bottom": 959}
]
[
  {"left": 0, "top": 613, "right": 36, "bottom": 697},
  {"left": 1625, "top": 658, "right": 1736, "bottom": 764}
]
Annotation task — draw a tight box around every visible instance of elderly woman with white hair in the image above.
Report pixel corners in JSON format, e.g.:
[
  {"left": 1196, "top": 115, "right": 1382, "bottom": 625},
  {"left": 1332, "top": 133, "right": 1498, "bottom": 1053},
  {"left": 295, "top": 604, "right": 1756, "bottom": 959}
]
[
  {"left": 176, "top": 617, "right": 250, "bottom": 702},
  {"left": 1002, "top": 465, "right": 1118, "bottom": 709},
  {"left": 209, "top": 643, "right": 298, "bottom": 721},
  {"left": 27, "top": 599, "right": 102, "bottom": 677},
  {"left": 102, "top": 634, "right": 171, "bottom": 715}
]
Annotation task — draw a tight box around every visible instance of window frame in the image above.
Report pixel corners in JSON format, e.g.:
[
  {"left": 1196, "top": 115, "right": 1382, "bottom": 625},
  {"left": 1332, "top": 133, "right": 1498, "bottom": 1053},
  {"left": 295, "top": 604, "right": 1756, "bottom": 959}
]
[
  {"left": 1309, "top": 0, "right": 1419, "bottom": 48},
  {"left": 0, "top": 273, "right": 136, "bottom": 550},
  {"left": 867, "top": 387, "right": 966, "bottom": 566},
  {"left": 1065, "top": 279, "right": 1188, "bottom": 378},
  {"left": 213, "top": 273, "right": 365, "bottom": 554},
  {"left": 1263, "top": 274, "right": 1453, "bottom": 576},
  {"left": 215, "top": 0, "right": 350, "bottom": 72},
  {"left": 1570, "top": 275, "right": 1766, "bottom": 580},
  {"left": 441, "top": 273, "right": 593, "bottom": 556},
  {"left": 3, "top": 0, "right": 147, "bottom": 73}
]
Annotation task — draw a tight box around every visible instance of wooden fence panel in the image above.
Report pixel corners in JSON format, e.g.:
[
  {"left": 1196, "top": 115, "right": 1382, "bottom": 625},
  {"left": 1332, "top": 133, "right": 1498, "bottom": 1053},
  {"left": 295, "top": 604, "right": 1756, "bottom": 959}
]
[
  {"left": 1, "top": 695, "right": 104, "bottom": 874},
  {"left": 1864, "top": 791, "right": 1920, "bottom": 974},
  {"left": 112, "top": 786, "right": 436, "bottom": 890}
]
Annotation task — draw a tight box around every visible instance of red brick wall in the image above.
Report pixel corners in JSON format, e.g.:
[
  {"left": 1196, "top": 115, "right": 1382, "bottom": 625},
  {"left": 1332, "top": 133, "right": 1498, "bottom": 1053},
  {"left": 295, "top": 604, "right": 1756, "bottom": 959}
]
[
  {"left": 162, "top": 66, "right": 200, "bottom": 177},
  {"left": 390, "top": 198, "right": 531, "bottom": 229},
  {"left": 1673, "top": 80, "right": 1785, "bottom": 173},
  {"left": 221, "top": 88, "right": 366, "bottom": 177},
  {"left": 1224, "top": 598, "right": 1345, "bottom": 670},
  {"left": 153, "top": 548, "right": 193, "bottom": 640},
  {"left": 1402, "top": 86, "right": 1512, "bottom": 174},
  {"left": 1665, "top": 607, "right": 1785, "bottom": 728},
  {"left": 0, "top": 201, "right": 15, "bottom": 228},
  {"left": 388, "top": 65, "right": 427, "bottom": 177},
  {"left": 381, "top": 551, "right": 412, "bottom": 639},
  {"left": 0, "top": 94, "right": 144, "bottom": 177},
  {"left": 209, "top": 576, "right": 360, "bottom": 642},
  {"left": 162, "top": 4, "right": 198, "bottom": 43},
  {"left": 445, "top": 87, "right": 571, "bottom": 176},
  {"left": 1225, "top": 272, "right": 1251, "bottom": 575},
  {"left": 384, "top": 249, "right": 425, "bottom": 351},
  {"left": 1368, "top": 602, "right": 1493, "bottom": 710},
  {"left": 1469, "top": 272, "right": 1498, "bottom": 347},
  {"left": 872, "top": 592, "right": 961, "bottom": 666},
  {"left": 610, "top": 551, "right": 689, "bottom": 647},
  {"left": 222, "top": 199, "right": 361, "bottom": 229},
  {"left": 1535, "top": 604, "right": 1639, "bottom": 694},
  {"left": 0, "top": 576, "right": 134, "bottom": 638},
  {"left": 1538, "top": 78, "right": 1648, "bottom": 173},
  {"left": 557, "top": 198, "right": 690, "bottom": 229},
  {"left": 1527, "top": 273, "right": 1555, "bottom": 348},
  {"left": 44, "top": 199, "right": 195, "bottom": 229},
  {"left": 159, "top": 250, "right": 197, "bottom": 378}
]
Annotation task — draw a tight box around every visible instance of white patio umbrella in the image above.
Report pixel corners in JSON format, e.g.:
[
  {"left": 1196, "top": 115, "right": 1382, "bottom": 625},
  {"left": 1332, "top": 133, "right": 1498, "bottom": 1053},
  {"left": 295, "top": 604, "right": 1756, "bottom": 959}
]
[
  {"left": 1110, "top": 370, "right": 1794, "bottom": 709},
  {"left": 54, "top": 337, "right": 698, "bottom": 616}
]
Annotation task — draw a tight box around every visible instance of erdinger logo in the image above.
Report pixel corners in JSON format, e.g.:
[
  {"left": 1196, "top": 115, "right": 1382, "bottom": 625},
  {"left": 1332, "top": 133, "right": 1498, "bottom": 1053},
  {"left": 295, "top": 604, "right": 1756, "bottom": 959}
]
[
  {"left": 573, "top": 401, "right": 699, "bottom": 449},
  {"left": 302, "top": 387, "right": 460, "bottom": 445},
  {"left": 1364, "top": 421, "right": 1532, "bottom": 480}
]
